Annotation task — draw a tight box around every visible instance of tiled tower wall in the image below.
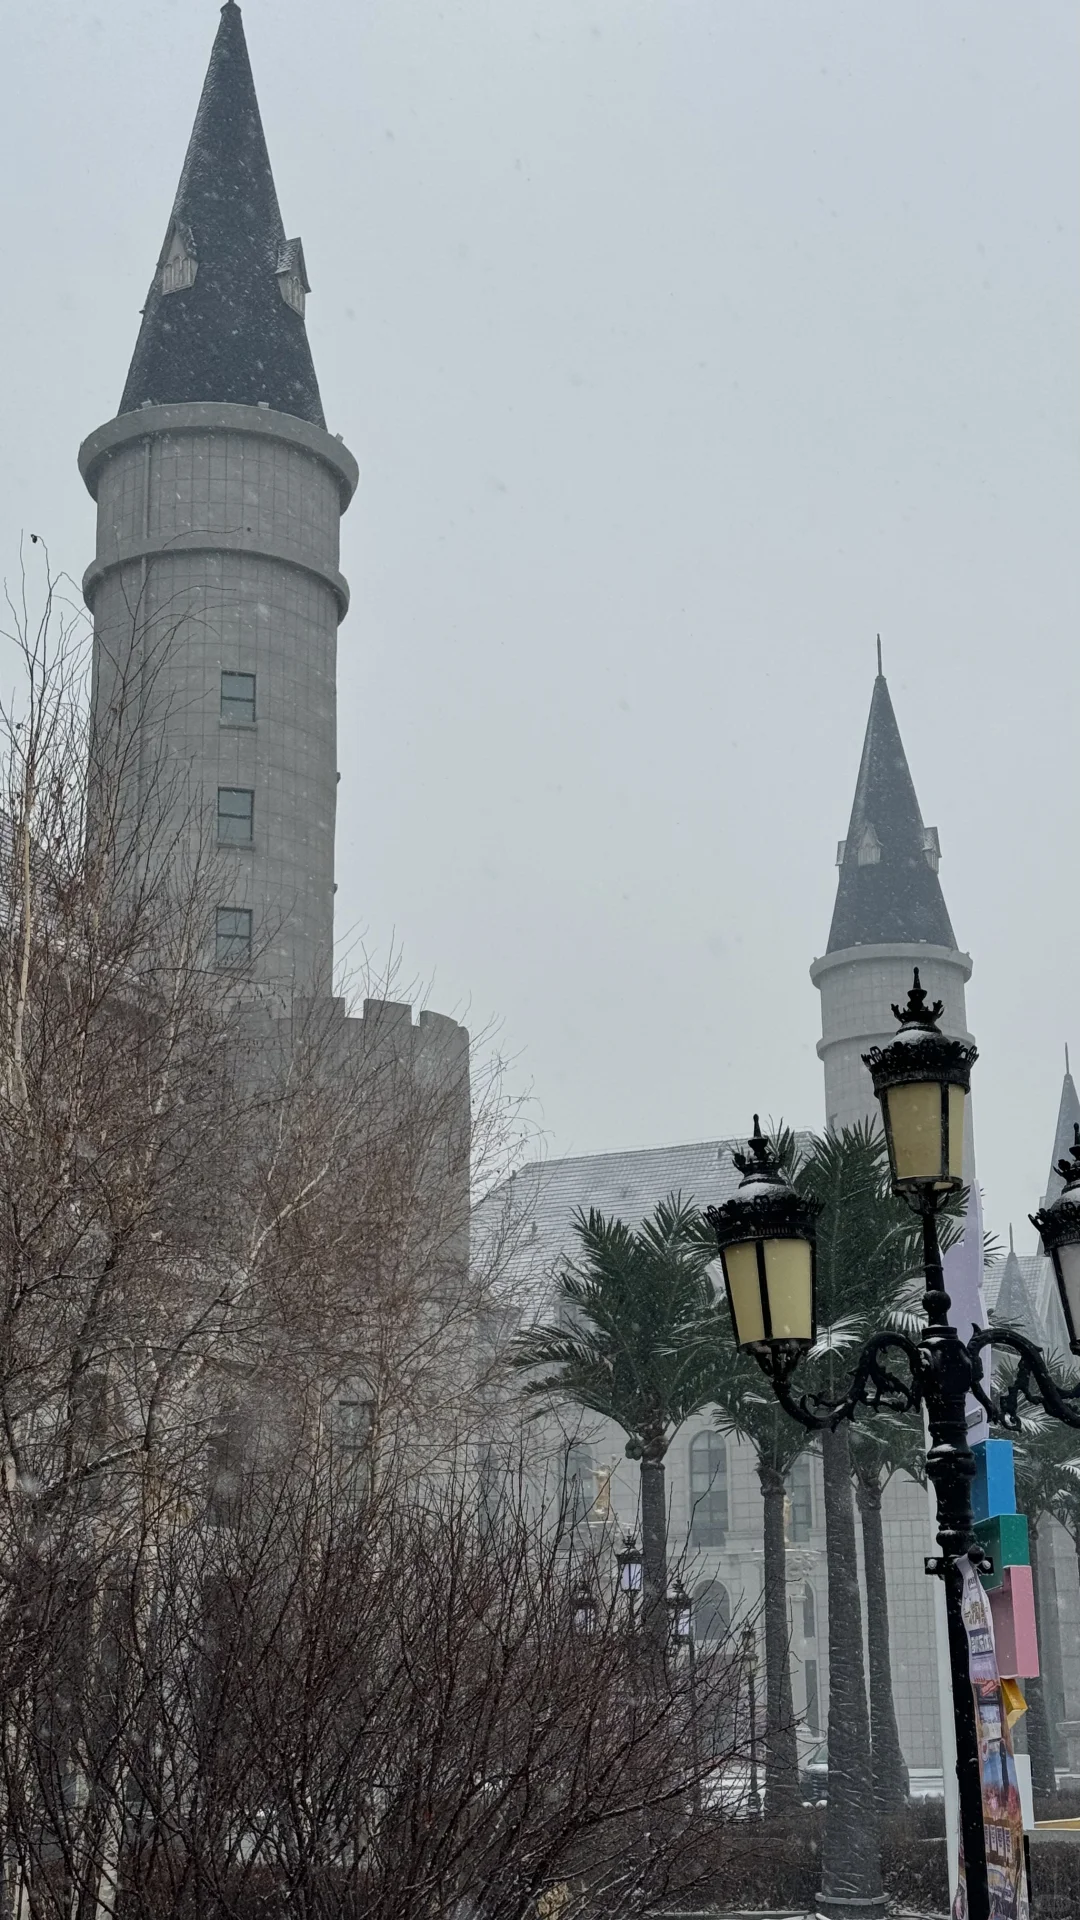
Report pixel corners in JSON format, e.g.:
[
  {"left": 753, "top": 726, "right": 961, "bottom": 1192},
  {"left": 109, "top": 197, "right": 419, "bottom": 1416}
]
[
  {"left": 81, "top": 402, "right": 356, "bottom": 999},
  {"left": 813, "top": 943, "right": 974, "bottom": 1135}
]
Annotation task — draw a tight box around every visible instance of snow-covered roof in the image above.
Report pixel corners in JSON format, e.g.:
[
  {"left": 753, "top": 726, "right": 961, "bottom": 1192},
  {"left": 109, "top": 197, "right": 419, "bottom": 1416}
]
[{"left": 477, "top": 1133, "right": 812, "bottom": 1316}]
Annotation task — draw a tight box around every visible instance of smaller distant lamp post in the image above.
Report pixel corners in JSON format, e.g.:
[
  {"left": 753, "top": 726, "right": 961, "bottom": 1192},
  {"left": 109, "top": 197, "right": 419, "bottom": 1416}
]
[
  {"left": 616, "top": 1533, "right": 643, "bottom": 1625},
  {"left": 706, "top": 1117, "right": 821, "bottom": 1350},
  {"left": 570, "top": 1582, "right": 597, "bottom": 1637},
  {"left": 668, "top": 1581, "right": 702, "bottom": 1815},
  {"left": 1031, "top": 1125, "right": 1080, "bottom": 1355},
  {"left": 668, "top": 1580, "right": 693, "bottom": 1646},
  {"left": 741, "top": 1625, "right": 761, "bottom": 1818}
]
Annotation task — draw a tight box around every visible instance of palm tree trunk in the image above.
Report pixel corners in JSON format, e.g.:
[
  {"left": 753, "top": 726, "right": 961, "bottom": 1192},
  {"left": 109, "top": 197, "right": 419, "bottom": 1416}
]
[
  {"left": 756, "top": 1460, "right": 799, "bottom": 1815},
  {"left": 818, "top": 1424, "right": 884, "bottom": 1919},
  {"left": 854, "top": 1469, "right": 908, "bottom": 1815},
  {"left": 639, "top": 1452, "right": 668, "bottom": 1647},
  {"left": 1025, "top": 1518, "right": 1058, "bottom": 1816}
]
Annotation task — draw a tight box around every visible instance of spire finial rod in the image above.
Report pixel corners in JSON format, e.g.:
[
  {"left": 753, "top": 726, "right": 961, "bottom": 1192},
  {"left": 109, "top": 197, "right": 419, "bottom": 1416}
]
[
  {"left": 1067, "top": 1043, "right": 1071, "bottom": 1077},
  {"left": 1009, "top": 1223, "right": 1015, "bottom": 1253},
  {"left": 876, "top": 633, "right": 883, "bottom": 677}
]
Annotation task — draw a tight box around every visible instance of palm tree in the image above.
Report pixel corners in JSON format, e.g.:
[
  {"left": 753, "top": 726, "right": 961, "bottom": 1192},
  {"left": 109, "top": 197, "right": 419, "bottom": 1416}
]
[
  {"left": 850, "top": 1412, "right": 924, "bottom": 1814},
  {"left": 794, "top": 1123, "right": 935, "bottom": 1913},
  {"left": 514, "top": 1193, "right": 721, "bottom": 1642},
  {"left": 712, "top": 1355, "right": 806, "bottom": 1816}
]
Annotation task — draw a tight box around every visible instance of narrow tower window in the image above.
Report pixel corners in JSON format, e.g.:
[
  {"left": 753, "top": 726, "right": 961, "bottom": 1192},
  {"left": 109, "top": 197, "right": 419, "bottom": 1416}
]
[
  {"left": 220, "top": 671, "right": 256, "bottom": 725},
  {"left": 217, "top": 789, "right": 254, "bottom": 846},
  {"left": 215, "top": 908, "right": 252, "bottom": 965}
]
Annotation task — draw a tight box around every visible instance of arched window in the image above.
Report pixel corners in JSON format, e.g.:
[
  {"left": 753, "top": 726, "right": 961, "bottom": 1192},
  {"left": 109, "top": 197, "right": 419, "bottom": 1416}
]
[
  {"left": 802, "top": 1583, "right": 816, "bottom": 1641},
  {"left": 692, "top": 1578, "right": 731, "bottom": 1646},
  {"left": 689, "top": 1432, "right": 728, "bottom": 1547}
]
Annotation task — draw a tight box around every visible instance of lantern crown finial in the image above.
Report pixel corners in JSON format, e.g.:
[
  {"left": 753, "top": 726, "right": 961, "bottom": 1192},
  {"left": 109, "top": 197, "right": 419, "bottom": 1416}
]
[
  {"left": 732, "top": 1116, "right": 783, "bottom": 1185},
  {"left": 891, "top": 967, "right": 945, "bottom": 1031}
]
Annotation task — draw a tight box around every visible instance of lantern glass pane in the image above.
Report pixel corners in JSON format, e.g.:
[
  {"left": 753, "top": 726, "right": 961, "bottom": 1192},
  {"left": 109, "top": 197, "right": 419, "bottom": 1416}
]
[
  {"left": 1057, "top": 1244, "right": 1080, "bottom": 1345},
  {"left": 762, "top": 1238, "right": 814, "bottom": 1342},
  {"left": 886, "top": 1081, "right": 944, "bottom": 1183},
  {"left": 722, "top": 1243, "right": 765, "bottom": 1345},
  {"left": 947, "top": 1084, "right": 966, "bottom": 1182}
]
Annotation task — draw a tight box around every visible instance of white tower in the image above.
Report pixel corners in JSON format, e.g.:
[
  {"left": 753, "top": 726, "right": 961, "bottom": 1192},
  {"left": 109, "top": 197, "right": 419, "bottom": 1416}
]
[
  {"left": 811, "top": 661, "right": 978, "bottom": 1783},
  {"left": 78, "top": 2, "right": 358, "bottom": 1000}
]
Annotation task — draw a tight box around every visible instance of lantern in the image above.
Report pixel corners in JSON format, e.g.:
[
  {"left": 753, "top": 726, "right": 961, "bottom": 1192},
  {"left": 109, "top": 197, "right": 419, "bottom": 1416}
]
[
  {"left": 705, "top": 1119, "right": 821, "bottom": 1350},
  {"left": 862, "top": 970, "right": 977, "bottom": 1194},
  {"left": 570, "top": 1582, "right": 597, "bottom": 1636},
  {"left": 1031, "top": 1124, "right": 1080, "bottom": 1356},
  {"left": 668, "top": 1581, "right": 693, "bottom": 1645},
  {"left": 616, "top": 1534, "right": 643, "bottom": 1595}
]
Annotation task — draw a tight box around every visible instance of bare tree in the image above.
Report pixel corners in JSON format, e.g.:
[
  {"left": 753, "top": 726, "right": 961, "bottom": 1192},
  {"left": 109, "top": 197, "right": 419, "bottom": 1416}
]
[
  {"left": 0, "top": 554, "right": 537, "bottom": 1917},
  {"left": 0, "top": 1455, "right": 750, "bottom": 1920}
]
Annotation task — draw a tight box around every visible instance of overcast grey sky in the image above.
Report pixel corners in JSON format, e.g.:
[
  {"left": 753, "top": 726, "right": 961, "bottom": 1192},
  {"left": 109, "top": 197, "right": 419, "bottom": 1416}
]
[{"left": 2, "top": 1, "right": 1077, "bottom": 1246}]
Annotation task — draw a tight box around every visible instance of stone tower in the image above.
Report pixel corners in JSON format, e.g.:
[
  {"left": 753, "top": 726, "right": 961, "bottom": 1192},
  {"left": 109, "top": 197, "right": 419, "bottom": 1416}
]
[
  {"left": 78, "top": 1, "right": 358, "bottom": 1000},
  {"left": 811, "top": 662, "right": 975, "bottom": 1137}
]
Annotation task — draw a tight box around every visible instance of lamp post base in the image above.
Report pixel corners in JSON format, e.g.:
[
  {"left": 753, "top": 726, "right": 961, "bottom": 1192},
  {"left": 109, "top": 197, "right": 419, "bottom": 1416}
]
[{"left": 814, "top": 1893, "right": 889, "bottom": 1919}]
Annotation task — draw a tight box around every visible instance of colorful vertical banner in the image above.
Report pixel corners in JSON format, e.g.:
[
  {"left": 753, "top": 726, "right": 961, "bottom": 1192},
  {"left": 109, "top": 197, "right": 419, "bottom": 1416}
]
[{"left": 952, "top": 1556, "right": 1029, "bottom": 1920}]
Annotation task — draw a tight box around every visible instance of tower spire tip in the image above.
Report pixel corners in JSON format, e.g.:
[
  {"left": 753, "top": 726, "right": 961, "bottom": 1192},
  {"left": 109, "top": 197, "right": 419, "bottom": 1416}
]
[{"left": 876, "top": 634, "right": 883, "bottom": 678}]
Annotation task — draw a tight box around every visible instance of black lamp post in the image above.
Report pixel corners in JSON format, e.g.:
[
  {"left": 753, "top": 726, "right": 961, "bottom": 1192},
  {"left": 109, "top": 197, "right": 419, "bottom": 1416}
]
[
  {"left": 740, "top": 1624, "right": 762, "bottom": 1818},
  {"left": 668, "top": 1580, "right": 703, "bottom": 1814},
  {"left": 705, "top": 970, "right": 1080, "bottom": 1920}
]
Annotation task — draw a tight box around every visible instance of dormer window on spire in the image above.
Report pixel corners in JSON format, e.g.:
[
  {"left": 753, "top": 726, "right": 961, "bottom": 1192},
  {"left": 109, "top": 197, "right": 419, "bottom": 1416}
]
[
  {"left": 922, "top": 827, "right": 941, "bottom": 874},
  {"left": 161, "top": 223, "right": 198, "bottom": 296},
  {"left": 856, "top": 824, "right": 881, "bottom": 868},
  {"left": 276, "top": 238, "right": 309, "bottom": 317}
]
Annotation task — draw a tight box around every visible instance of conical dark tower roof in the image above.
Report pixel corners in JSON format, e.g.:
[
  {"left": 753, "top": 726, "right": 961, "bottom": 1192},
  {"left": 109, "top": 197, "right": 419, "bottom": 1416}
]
[
  {"left": 827, "top": 665, "right": 956, "bottom": 953},
  {"left": 1043, "top": 1051, "right": 1080, "bottom": 1207},
  {"left": 119, "top": 2, "right": 324, "bottom": 425}
]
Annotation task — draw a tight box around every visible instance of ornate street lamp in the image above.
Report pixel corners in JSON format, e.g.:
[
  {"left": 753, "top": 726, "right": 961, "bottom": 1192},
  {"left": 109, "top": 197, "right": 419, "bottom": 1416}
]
[
  {"left": 616, "top": 1532, "right": 643, "bottom": 1595},
  {"left": 706, "top": 1117, "right": 821, "bottom": 1349},
  {"left": 1031, "top": 1124, "right": 1080, "bottom": 1355},
  {"left": 705, "top": 971, "right": 1080, "bottom": 1920},
  {"left": 570, "top": 1581, "right": 597, "bottom": 1637},
  {"left": 668, "top": 1579, "right": 693, "bottom": 1645},
  {"left": 862, "top": 968, "right": 976, "bottom": 1195},
  {"left": 615, "top": 1533, "right": 642, "bottom": 1631}
]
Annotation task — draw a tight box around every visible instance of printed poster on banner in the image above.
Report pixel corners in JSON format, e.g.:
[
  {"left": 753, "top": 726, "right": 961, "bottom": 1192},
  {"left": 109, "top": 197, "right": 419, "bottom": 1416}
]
[{"left": 952, "top": 1556, "right": 1029, "bottom": 1920}]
